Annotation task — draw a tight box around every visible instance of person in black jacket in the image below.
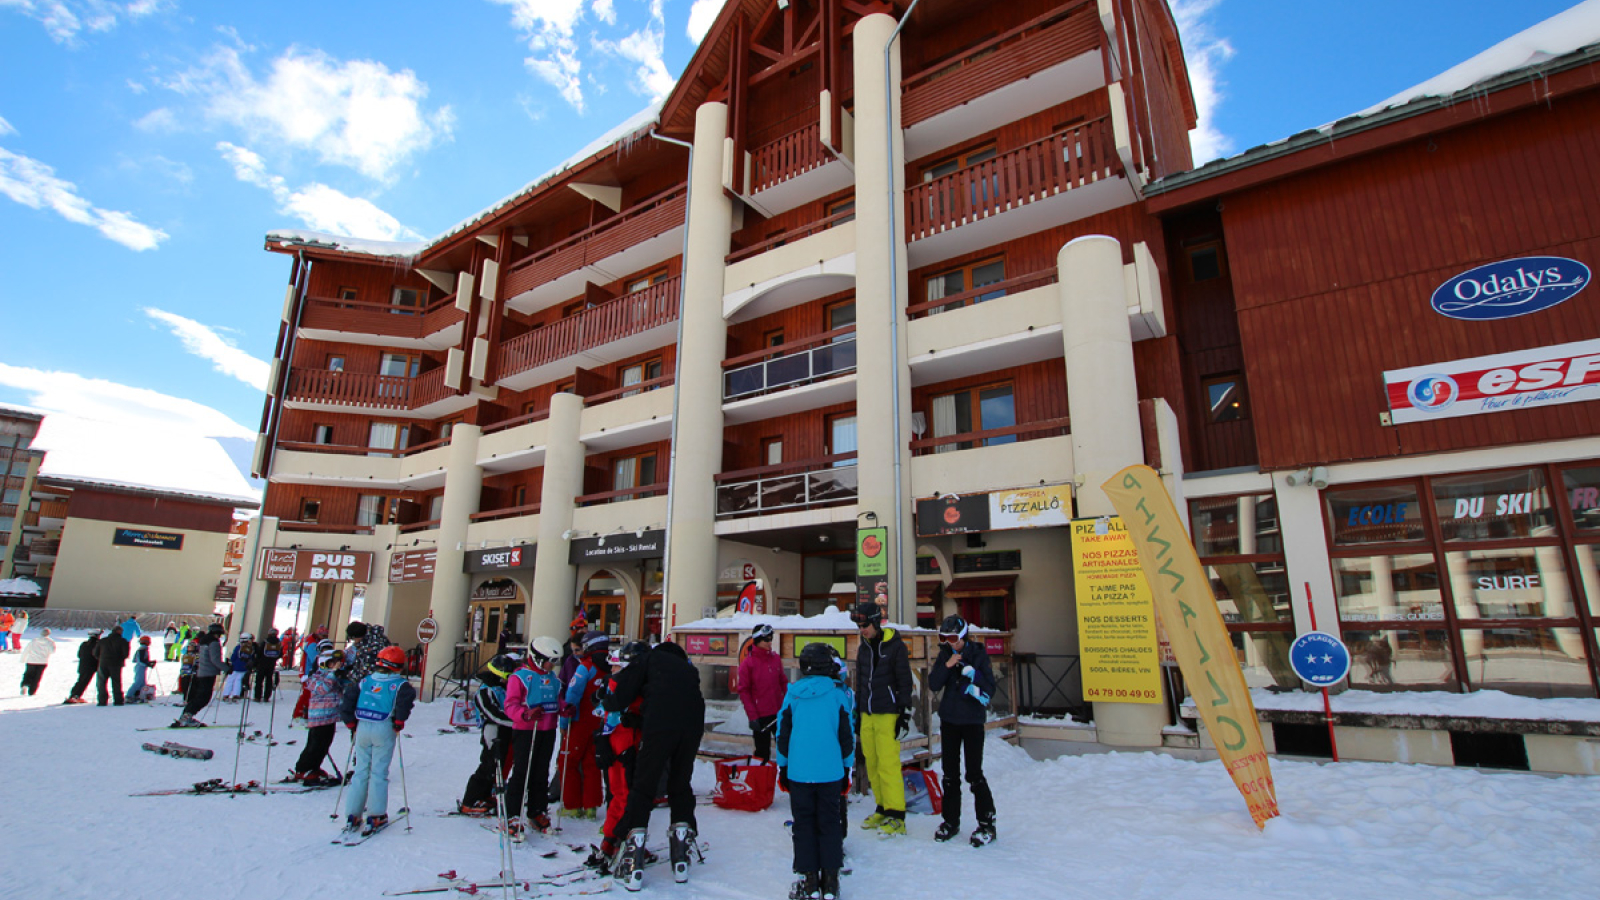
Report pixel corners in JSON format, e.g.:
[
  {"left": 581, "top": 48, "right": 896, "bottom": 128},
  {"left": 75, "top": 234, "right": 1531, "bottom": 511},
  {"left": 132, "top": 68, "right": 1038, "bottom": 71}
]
[
  {"left": 253, "top": 630, "right": 282, "bottom": 702},
  {"left": 603, "top": 640, "right": 705, "bottom": 892},
  {"left": 928, "top": 615, "right": 997, "bottom": 846},
  {"left": 95, "top": 624, "right": 131, "bottom": 706},
  {"left": 852, "top": 601, "right": 913, "bottom": 836},
  {"left": 64, "top": 630, "right": 101, "bottom": 704}
]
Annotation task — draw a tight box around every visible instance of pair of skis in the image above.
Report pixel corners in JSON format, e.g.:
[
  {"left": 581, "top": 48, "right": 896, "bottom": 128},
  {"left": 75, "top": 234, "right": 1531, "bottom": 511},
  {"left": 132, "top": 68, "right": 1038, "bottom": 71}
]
[
  {"left": 142, "top": 741, "right": 214, "bottom": 760},
  {"left": 136, "top": 722, "right": 253, "bottom": 731},
  {"left": 384, "top": 846, "right": 685, "bottom": 897},
  {"left": 335, "top": 809, "right": 410, "bottom": 846}
]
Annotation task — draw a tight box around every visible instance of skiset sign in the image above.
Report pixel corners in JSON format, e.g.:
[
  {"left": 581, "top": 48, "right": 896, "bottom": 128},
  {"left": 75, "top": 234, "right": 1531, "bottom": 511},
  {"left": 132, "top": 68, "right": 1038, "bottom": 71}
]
[
  {"left": 1430, "top": 256, "right": 1587, "bottom": 320},
  {"left": 1385, "top": 338, "right": 1600, "bottom": 424}
]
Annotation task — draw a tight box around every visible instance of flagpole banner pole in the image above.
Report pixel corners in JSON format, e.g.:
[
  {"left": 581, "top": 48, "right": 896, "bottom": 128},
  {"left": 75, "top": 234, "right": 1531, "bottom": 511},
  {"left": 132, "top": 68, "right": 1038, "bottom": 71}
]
[{"left": 1101, "top": 464, "right": 1281, "bottom": 829}]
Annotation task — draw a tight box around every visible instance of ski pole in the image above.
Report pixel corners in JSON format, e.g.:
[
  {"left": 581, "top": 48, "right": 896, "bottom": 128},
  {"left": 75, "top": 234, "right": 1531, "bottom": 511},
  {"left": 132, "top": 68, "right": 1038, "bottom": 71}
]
[
  {"left": 490, "top": 731, "right": 516, "bottom": 898},
  {"left": 554, "top": 721, "right": 572, "bottom": 834},
  {"left": 261, "top": 676, "right": 280, "bottom": 791},
  {"left": 396, "top": 735, "right": 412, "bottom": 833},
  {"left": 230, "top": 686, "right": 253, "bottom": 792},
  {"left": 330, "top": 733, "right": 358, "bottom": 820}
]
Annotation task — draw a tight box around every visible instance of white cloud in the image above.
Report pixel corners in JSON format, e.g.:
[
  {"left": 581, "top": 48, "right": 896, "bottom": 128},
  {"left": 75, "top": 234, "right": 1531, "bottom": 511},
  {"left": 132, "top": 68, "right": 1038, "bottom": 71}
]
[
  {"left": 143, "top": 308, "right": 271, "bottom": 391},
  {"left": 1172, "top": 0, "right": 1236, "bottom": 165},
  {"left": 490, "top": 0, "right": 591, "bottom": 111},
  {"left": 0, "top": 363, "right": 255, "bottom": 441},
  {"left": 217, "top": 140, "right": 423, "bottom": 241},
  {"left": 0, "top": 114, "right": 14, "bottom": 135},
  {"left": 133, "top": 107, "right": 177, "bottom": 132},
  {"left": 165, "top": 45, "right": 455, "bottom": 183},
  {"left": 2, "top": 0, "right": 167, "bottom": 45},
  {"left": 598, "top": 0, "right": 670, "bottom": 101},
  {"left": 686, "top": 0, "right": 719, "bottom": 45},
  {"left": 591, "top": 0, "right": 615, "bottom": 26},
  {"left": 0, "top": 146, "right": 168, "bottom": 250}
]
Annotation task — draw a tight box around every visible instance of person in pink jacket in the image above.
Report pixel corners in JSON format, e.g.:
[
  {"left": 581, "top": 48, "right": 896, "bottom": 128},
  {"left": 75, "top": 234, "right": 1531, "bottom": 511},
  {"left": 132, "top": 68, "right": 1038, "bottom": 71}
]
[
  {"left": 503, "top": 635, "right": 563, "bottom": 840},
  {"left": 735, "top": 624, "right": 788, "bottom": 762}
]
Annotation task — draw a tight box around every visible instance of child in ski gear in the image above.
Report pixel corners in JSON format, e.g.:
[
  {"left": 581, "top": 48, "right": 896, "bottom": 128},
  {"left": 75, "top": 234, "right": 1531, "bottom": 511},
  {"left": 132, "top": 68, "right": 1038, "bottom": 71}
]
[
  {"left": 20, "top": 627, "right": 55, "bottom": 695},
  {"left": 128, "top": 636, "right": 155, "bottom": 702},
  {"left": 587, "top": 641, "right": 650, "bottom": 874},
  {"left": 11, "top": 609, "right": 27, "bottom": 651},
  {"left": 175, "top": 628, "right": 225, "bottom": 725},
  {"left": 65, "top": 630, "right": 100, "bottom": 703},
  {"left": 736, "top": 623, "right": 787, "bottom": 763},
  {"left": 778, "top": 642, "right": 855, "bottom": 900},
  {"left": 222, "top": 634, "right": 254, "bottom": 700},
  {"left": 458, "top": 651, "right": 520, "bottom": 815},
  {"left": 851, "top": 602, "right": 912, "bottom": 835},
  {"left": 95, "top": 624, "right": 131, "bottom": 706},
  {"left": 343, "top": 622, "right": 392, "bottom": 684},
  {"left": 560, "top": 630, "right": 611, "bottom": 819},
  {"left": 290, "top": 643, "right": 347, "bottom": 785},
  {"left": 928, "top": 615, "right": 997, "bottom": 846},
  {"left": 504, "top": 636, "right": 563, "bottom": 839},
  {"left": 177, "top": 637, "right": 197, "bottom": 699},
  {"left": 340, "top": 644, "right": 415, "bottom": 832},
  {"left": 603, "top": 639, "right": 706, "bottom": 891}
]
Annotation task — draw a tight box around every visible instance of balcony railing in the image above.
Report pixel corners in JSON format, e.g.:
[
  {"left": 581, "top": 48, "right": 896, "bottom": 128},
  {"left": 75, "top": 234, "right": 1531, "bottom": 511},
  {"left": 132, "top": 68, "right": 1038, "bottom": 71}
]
[
  {"left": 909, "top": 417, "right": 1071, "bottom": 456},
  {"left": 728, "top": 208, "right": 855, "bottom": 264},
  {"left": 723, "top": 329, "right": 856, "bottom": 400},
  {"left": 469, "top": 503, "right": 542, "bottom": 524},
  {"left": 0, "top": 503, "right": 15, "bottom": 520},
  {"left": 497, "top": 276, "right": 680, "bottom": 381},
  {"left": 399, "top": 519, "right": 441, "bottom": 533},
  {"left": 275, "top": 521, "right": 376, "bottom": 535},
  {"left": 284, "top": 367, "right": 454, "bottom": 411},
  {"left": 577, "top": 483, "right": 669, "bottom": 507},
  {"left": 299, "top": 295, "right": 464, "bottom": 340},
  {"left": 37, "top": 500, "right": 68, "bottom": 519},
  {"left": 276, "top": 436, "right": 450, "bottom": 458},
  {"left": 906, "top": 270, "right": 1059, "bottom": 319},
  {"left": 503, "top": 187, "right": 688, "bottom": 298},
  {"left": 715, "top": 455, "right": 858, "bottom": 519},
  {"left": 29, "top": 539, "right": 60, "bottom": 557},
  {"left": 483, "top": 408, "right": 551, "bottom": 436},
  {"left": 905, "top": 117, "right": 1113, "bottom": 241},
  {"left": 901, "top": 1, "right": 1100, "bottom": 126},
  {"left": 584, "top": 373, "right": 675, "bottom": 406},
  {"left": 750, "top": 118, "right": 828, "bottom": 194}
]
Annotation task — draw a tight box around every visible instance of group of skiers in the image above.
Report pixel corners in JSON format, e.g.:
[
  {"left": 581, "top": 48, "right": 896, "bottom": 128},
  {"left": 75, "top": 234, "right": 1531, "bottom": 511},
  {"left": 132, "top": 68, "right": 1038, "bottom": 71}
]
[{"left": 1, "top": 608, "right": 30, "bottom": 651}]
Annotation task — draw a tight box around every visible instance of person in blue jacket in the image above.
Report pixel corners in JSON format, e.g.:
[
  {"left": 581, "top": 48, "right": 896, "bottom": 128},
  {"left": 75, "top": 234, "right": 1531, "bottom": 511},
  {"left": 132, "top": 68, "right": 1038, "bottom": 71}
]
[
  {"left": 340, "top": 645, "right": 416, "bottom": 834},
  {"left": 928, "top": 615, "right": 997, "bottom": 847},
  {"left": 776, "top": 641, "right": 855, "bottom": 900}
]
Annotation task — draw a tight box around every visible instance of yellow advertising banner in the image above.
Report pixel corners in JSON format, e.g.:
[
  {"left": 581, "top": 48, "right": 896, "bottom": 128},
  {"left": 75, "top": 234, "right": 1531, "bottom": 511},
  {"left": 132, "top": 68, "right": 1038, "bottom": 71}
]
[
  {"left": 1070, "top": 517, "right": 1161, "bottom": 704},
  {"left": 1101, "top": 465, "right": 1281, "bottom": 829}
]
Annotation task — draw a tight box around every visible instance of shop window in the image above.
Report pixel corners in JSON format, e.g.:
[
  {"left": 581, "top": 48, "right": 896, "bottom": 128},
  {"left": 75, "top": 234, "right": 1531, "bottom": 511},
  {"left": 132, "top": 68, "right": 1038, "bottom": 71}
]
[
  {"left": 930, "top": 384, "right": 1015, "bottom": 452},
  {"left": 923, "top": 257, "right": 1005, "bottom": 313},
  {"left": 1561, "top": 466, "right": 1600, "bottom": 533},
  {"left": 583, "top": 571, "right": 627, "bottom": 637},
  {"left": 1432, "top": 467, "right": 1554, "bottom": 542},
  {"left": 1191, "top": 492, "right": 1295, "bottom": 690},
  {"left": 299, "top": 498, "right": 321, "bottom": 522},
  {"left": 312, "top": 424, "right": 334, "bottom": 445},
  {"left": 1202, "top": 373, "right": 1248, "bottom": 423},
  {"left": 1190, "top": 494, "right": 1282, "bottom": 556},
  {"left": 1325, "top": 484, "right": 1427, "bottom": 546}
]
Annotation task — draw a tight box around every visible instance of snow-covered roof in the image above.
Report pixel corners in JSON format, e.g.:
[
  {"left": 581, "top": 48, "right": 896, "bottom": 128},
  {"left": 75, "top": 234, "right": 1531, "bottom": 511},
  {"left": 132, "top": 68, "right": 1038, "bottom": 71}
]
[
  {"left": 1360, "top": 0, "right": 1600, "bottom": 116},
  {"left": 266, "top": 99, "right": 665, "bottom": 262},
  {"left": 0, "top": 578, "right": 41, "bottom": 596},
  {"left": 33, "top": 415, "right": 259, "bottom": 508}
]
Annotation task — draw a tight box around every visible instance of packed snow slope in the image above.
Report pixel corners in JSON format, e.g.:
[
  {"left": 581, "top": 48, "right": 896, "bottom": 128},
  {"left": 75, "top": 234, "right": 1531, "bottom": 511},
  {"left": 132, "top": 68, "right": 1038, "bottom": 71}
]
[{"left": 3, "top": 633, "right": 1598, "bottom": 900}]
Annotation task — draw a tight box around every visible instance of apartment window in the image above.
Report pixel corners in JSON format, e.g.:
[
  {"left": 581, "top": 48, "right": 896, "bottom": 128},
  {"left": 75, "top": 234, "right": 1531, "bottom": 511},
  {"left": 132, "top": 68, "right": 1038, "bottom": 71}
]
[
  {"left": 1190, "top": 494, "right": 1294, "bottom": 691},
  {"left": 762, "top": 437, "right": 784, "bottom": 466},
  {"left": 299, "top": 498, "right": 321, "bottom": 522},
  {"left": 1203, "top": 374, "right": 1248, "bottom": 423},
  {"left": 312, "top": 424, "right": 334, "bottom": 445},
  {"left": 924, "top": 257, "right": 1006, "bottom": 313},
  {"left": 620, "top": 358, "right": 664, "bottom": 397},
  {"left": 392, "top": 287, "right": 423, "bottom": 311},
  {"left": 428, "top": 495, "right": 445, "bottom": 521},
  {"left": 827, "top": 197, "right": 856, "bottom": 225},
  {"left": 626, "top": 269, "right": 669, "bottom": 293},
  {"left": 356, "top": 494, "right": 390, "bottom": 527},
  {"left": 511, "top": 484, "right": 528, "bottom": 508},
  {"left": 1186, "top": 239, "right": 1227, "bottom": 282},
  {"left": 930, "top": 384, "right": 1015, "bottom": 452},
  {"left": 368, "top": 422, "right": 409, "bottom": 456},
  {"left": 825, "top": 414, "right": 857, "bottom": 463},
  {"left": 521, "top": 400, "right": 543, "bottom": 416},
  {"left": 923, "top": 144, "right": 997, "bottom": 181},
  {"left": 824, "top": 300, "right": 856, "bottom": 335},
  {"left": 612, "top": 452, "right": 659, "bottom": 500},
  {"left": 338, "top": 287, "right": 358, "bottom": 302},
  {"left": 380, "top": 353, "right": 420, "bottom": 378},
  {"left": 763, "top": 328, "right": 786, "bottom": 356},
  {"left": 438, "top": 419, "right": 459, "bottom": 442},
  {"left": 557, "top": 381, "right": 576, "bottom": 394},
  {"left": 327, "top": 355, "right": 346, "bottom": 372}
]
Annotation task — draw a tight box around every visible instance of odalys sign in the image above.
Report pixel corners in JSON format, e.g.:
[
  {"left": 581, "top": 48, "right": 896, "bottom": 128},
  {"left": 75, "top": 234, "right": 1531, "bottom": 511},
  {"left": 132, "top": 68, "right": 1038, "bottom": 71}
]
[
  {"left": 1430, "top": 256, "right": 1587, "bottom": 320},
  {"left": 1101, "top": 465, "right": 1279, "bottom": 829}
]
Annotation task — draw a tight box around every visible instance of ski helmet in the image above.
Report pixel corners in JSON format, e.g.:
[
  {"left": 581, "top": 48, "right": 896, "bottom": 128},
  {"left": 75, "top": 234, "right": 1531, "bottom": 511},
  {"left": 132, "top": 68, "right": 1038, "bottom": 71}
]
[
  {"left": 750, "top": 623, "right": 775, "bottom": 643},
  {"left": 139, "top": 636, "right": 151, "bottom": 645},
  {"left": 376, "top": 645, "right": 407, "bottom": 671},
  {"left": 799, "top": 641, "right": 836, "bottom": 677},
  {"left": 321, "top": 649, "right": 345, "bottom": 668},
  {"left": 207, "top": 623, "right": 225, "bottom": 635},
  {"left": 240, "top": 632, "right": 255, "bottom": 642},
  {"left": 581, "top": 630, "right": 610, "bottom": 656},
  {"left": 618, "top": 640, "right": 651, "bottom": 664},
  {"left": 316, "top": 638, "right": 335, "bottom": 656},
  {"left": 938, "top": 615, "right": 969, "bottom": 641},
  {"left": 850, "top": 602, "right": 883, "bottom": 627},
  {"left": 528, "top": 635, "right": 563, "bottom": 664},
  {"left": 482, "top": 653, "right": 520, "bottom": 686}
]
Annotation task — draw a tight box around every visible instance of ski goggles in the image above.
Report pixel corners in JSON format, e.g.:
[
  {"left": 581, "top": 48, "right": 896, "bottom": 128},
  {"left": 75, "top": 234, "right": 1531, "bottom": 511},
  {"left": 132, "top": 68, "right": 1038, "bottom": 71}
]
[{"left": 938, "top": 634, "right": 962, "bottom": 645}]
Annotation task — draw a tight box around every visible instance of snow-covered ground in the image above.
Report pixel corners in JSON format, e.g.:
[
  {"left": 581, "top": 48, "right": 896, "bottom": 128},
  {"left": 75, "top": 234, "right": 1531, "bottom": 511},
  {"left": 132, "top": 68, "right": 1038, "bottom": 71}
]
[{"left": 3, "top": 632, "right": 1598, "bottom": 900}]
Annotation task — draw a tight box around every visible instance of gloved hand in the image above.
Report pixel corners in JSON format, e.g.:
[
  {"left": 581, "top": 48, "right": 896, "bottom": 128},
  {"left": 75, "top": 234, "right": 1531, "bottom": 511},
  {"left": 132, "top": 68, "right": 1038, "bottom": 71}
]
[
  {"left": 895, "top": 711, "right": 910, "bottom": 740},
  {"left": 747, "top": 717, "right": 756, "bottom": 732},
  {"left": 346, "top": 722, "right": 356, "bottom": 732},
  {"left": 392, "top": 720, "right": 405, "bottom": 733},
  {"left": 559, "top": 701, "right": 576, "bottom": 719},
  {"left": 779, "top": 767, "right": 790, "bottom": 792},
  {"left": 961, "top": 665, "right": 976, "bottom": 680}
]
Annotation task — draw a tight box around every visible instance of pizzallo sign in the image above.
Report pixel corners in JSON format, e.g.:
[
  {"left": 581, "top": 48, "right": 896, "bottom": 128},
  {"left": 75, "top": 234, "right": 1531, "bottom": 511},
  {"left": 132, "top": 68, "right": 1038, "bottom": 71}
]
[{"left": 1430, "top": 256, "right": 1588, "bottom": 321}]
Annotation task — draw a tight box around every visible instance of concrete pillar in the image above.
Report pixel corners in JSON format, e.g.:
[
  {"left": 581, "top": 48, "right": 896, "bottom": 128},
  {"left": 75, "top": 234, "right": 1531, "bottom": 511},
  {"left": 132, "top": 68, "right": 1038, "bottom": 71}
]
[
  {"left": 359, "top": 523, "right": 400, "bottom": 629},
  {"left": 530, "top": 392, "right": 586, "bottom": 645},
  {"left": 423, "top": 423, "right": 483, "bottom": 699},
  {"left": 852, "top": 13, "right": 916, "bottom": 623},
  {"left": 1059, "top": 234, "right": 1164, "bottom": 747},
  {"left": 230, "top": 515, "right": 278, "bottom": 646},
  {"left": 663, "top": 101, "right": 734, "bottom": 629}
]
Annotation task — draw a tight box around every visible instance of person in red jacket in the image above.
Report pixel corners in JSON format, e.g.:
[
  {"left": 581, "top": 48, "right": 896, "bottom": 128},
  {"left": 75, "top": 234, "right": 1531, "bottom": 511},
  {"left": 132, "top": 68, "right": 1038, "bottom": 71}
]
[
  {"left": 735, "top": 624, "right": 787, "bottom": 762},
  {"left": 560, "top": 630, "right": 611, "bottom": 819}
]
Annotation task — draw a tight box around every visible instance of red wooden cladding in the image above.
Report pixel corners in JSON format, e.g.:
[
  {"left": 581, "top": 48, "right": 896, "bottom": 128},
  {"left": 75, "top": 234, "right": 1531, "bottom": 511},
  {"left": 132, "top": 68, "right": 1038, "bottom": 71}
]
[
  {"left": 285, "top": 367, "right": 453, "bottom": 410},
  {"left": 750, "top": 118, "right": 827, "bottom": 194},
  {"left": 725, "top": 288, "right": 856, "bottom": 358},
  {"left": 909, "top": 417, "right": 1071, "bottom": 455},
  {"left": 495, "top": 276, "right": 680, "bottom": 381},
  {"left": 905, "top": 117, "right": 1115, "bottom": 241},
  {"left": 502, "top": 188, "right": 687, "bottom": 298},
  {"left": 68, "top": 488, "right": 235, "bottom": 533},
  {"left": 298, "top": 296, "right": 465, "bottom": 340},
  {"left": 305, "top": 260, "right": 433, "bottom": 306},
  {"left": 901, "top": 2, "right": 1101, "bottom": 127},
  {"left": 1219, "top": 93, "right": 1600, "bottom": 470},
  {"left": 721, "top": 401, "right": 856, "bottom": 471},
  {"left": 910, "top": 359, "right": 1070, "bottom": 431}
]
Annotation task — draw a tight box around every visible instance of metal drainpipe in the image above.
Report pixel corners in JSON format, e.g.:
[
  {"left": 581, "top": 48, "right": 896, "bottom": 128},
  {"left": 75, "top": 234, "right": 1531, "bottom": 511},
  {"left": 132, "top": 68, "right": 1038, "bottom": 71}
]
[
  {"left": 884, "top": 0, "right": 922, "bottom": 624},
  {"left": 648, "top": 129, "right": 695, "bottom": 636}
]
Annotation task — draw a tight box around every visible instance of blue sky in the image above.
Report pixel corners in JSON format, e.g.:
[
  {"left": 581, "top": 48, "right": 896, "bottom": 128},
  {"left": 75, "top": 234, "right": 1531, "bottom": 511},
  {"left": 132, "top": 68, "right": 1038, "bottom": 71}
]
[{"left": 0, "top": 0, "right": 1583, "bottom": 487}]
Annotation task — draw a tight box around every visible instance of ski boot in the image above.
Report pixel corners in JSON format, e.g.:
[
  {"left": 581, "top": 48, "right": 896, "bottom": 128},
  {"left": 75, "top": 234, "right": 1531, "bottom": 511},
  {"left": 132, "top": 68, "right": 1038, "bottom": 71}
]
[
  {"left": 364, "top": 814, "right": 389, "bottom": 835},
  {"left": 860, "top": 809, "right": 887, "bottom": 831},
  {"left": 788, "top": 872, "right": 819, "bottom": 900},
  {"left": 529, "top": 812, "right": 552, "bottom": 834},
  {"left": 819, "top": 869, "right": 841, "bottom": 900},
  {"left": 457, "top": 799, "right": 493, "bottom": 818},
  {"left": 613, "top": 828, "right": 648, "bottom": 892},
  {"left": 506, "top": 816, "right": 526, "bottom": 844},
  {"left": 668, "top": 821, "right": 696, "bottom": 883},
  {"left": 933, "top": 821, "right": 960, "bottom": 843},
  {"left": 341, "top": 814, "right": 362, "bottom": 836},
  {"left": 970, "top": 816, "right": 996, "bottom": 847},
  {"left": 585, "top": 842, "right": 615, "bottom": 876},
  {"left": 877, "top": 816, "right": 906, "bottom": 837}
]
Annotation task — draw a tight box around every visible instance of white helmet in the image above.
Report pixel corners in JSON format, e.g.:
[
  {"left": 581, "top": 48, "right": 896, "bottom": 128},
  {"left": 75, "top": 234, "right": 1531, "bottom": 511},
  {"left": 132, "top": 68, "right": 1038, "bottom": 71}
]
[{"left": 528, "top": 636, "right": 563, "bottom": 663}]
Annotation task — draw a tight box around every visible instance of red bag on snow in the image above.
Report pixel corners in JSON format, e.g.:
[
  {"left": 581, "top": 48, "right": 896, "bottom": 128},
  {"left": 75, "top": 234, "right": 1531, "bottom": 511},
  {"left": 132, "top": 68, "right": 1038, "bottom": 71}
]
[{"left": 711, "top": 756, "right": 777, "bottom": 812}]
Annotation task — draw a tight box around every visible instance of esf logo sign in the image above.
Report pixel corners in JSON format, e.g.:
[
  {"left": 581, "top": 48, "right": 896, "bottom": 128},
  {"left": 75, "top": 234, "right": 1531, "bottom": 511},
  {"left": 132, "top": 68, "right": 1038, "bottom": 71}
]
[
  {"left": 1431, "top": 256, "right": 1588, "bottom": 321},
  {"left": 1406, "top": 374, "right": 1457, "bottom": 412}
]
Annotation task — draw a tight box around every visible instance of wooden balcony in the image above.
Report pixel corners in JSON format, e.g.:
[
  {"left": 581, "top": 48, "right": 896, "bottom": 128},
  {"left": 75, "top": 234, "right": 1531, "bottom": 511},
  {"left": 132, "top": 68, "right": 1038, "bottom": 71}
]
[
  {"left": 275, "top": 521, "right": 375, "bottom": 536},
  {"left": 904, "top": 117, "right": 1114, "bottom": 242},
  {"left": 37, "top": 499, "right": 68, "bottom": 520},
  {"left": 275, "top": 437, "right": 451, "bottom": 458},
  {"left": 469, "top": 503, "right": 542, "bottom": 524},
  {"left": 906, "top": 270, "right": 1058, "bottom": 319},
  {"left": 496, "top": 276, "right": 680, "bottom": 382},
  {"left": 0, "top": 503, "right": 15, "bottom": 520},
  {"left": 901, "top": 2, "right": 1101, "bottom": 127},
  {"left": 714, "top": 455, "right": 858, "bottom": 519},
  {"left": 722, "top": 327, "right": 856, "bottom": 400},
  {"left": 909, "top": 417, "right": 1072, "bottom": 456},
  {"left": 29, "top": 539, "right": 60, "bottom": 558},
  {"left": 576, "top": 483, "right": 669, "bottom": 507},
  {"left": 502, "top": 187, "right": 688, "bottom": 299},
  {"left": 298, "top": 295, "right": 465, "bottom": 344},
  {"left": 728, "top": 208, "right": 855, "bottom": 264},
  {"left": 750, "top": 119, "right": 828, "bottom": 194},
  {"left": 284, "top": 367, "right": 454, "bottom": 412}
]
